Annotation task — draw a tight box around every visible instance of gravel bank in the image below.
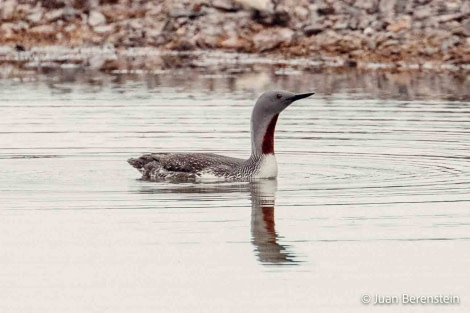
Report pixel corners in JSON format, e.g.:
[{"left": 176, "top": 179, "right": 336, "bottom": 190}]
[{"left": 1, "top": 0, "right": 470, "bottom": 71}]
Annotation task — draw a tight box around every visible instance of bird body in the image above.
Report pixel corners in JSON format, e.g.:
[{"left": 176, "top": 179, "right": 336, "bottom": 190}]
[
  {"left": 128, "top": 90, "right": 313, "bottom": 182},
  {"left": 128, "top": 152, "right": 277, "bottom": 182}
]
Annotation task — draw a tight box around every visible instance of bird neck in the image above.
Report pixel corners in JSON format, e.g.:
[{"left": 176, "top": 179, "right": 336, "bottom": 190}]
[{"left": 251, "top": 113, "right": 279, "bottom": 157}]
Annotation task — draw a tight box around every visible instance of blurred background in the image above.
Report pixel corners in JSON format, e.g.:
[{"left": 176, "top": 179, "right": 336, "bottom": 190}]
[{"left": 1, "top": 0, "right": 470, "bottom": 72}]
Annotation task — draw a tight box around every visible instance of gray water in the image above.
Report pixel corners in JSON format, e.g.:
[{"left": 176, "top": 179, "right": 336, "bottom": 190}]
[{"left": 1, "top": 69, "right": 470, "bottom": 312}]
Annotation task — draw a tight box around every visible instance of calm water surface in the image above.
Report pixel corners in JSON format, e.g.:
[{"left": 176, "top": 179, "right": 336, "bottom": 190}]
[{"left": 1, "top": 70, "right": 470, "bottom": 312}]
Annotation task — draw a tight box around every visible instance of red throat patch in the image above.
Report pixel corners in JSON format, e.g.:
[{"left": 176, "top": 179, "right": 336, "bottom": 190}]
[{"left": 262, "top": 114, "right": 279, "bottom": 154}]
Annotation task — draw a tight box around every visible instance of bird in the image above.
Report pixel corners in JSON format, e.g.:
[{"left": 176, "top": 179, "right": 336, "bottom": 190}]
[{"left": 128, "top": 90, "right": 314, "bottom": 182}]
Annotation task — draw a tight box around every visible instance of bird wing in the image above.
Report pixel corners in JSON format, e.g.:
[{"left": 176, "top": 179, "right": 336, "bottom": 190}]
[
  {"left": 156, "top": 153, "right": 244, "bottom": 173},
  {"left": 128, "top": 153, "right": 244, "bottom": 174}
]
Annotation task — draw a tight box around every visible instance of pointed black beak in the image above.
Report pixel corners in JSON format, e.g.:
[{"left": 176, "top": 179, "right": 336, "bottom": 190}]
[{"left": 289, "top": 92, "right": 315, "bottom": 102}]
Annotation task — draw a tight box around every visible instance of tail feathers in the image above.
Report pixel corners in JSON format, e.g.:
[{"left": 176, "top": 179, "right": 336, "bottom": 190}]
[
  {"left": 128, "top": 154, "right": 167, "bottom": 180},
  {"left": 129, "top": 153, "right": 168, "bottom": 167},
  {"left": 128, "top": 155, "right": 150, "bottom": 169},
  {"left": 128, "top": 153, "right": 203, "bottom": 182}
]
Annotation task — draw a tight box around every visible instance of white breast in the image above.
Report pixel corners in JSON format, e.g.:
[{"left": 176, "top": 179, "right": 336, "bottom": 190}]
[{"left": 254, "top": 154, "right": 278, "bottom": 179}]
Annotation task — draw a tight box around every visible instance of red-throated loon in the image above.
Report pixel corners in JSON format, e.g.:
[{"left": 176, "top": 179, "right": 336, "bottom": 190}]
[{"left": 128, "top": 90, "right": 314, "bottom": 182}]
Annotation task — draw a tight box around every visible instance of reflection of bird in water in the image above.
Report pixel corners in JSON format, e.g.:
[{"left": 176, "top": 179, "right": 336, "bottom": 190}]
[
  {"left": 250, "top": 180, "right": 297, "bottom": 265},
  {"left": 136, "top": 180, "right": 298, "bottom": 265},
  {"left": 128, "top": 90, "right": 313, "bottom": 182}
]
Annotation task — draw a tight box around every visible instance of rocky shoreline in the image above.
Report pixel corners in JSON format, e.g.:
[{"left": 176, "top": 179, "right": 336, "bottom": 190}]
[{"left": 1, "top": 0, "right": 470, "bottom": 72}]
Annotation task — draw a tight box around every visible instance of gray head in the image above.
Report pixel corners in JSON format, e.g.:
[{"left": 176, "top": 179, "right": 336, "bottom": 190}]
[
  {"left": 251, "top": 90, "right": 314, "bottom": 156},
  {"left": 253, "top": 90, "right": 314, "bottom": 115}
]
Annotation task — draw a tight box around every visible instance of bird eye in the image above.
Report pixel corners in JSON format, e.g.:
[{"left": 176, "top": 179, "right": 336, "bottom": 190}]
[{"left": 276, "top": 94, "right": 282, "bottom": 99}]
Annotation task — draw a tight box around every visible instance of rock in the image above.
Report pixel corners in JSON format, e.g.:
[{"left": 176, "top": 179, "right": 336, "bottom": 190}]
[
  {"left": 45, "top": 9, "right": 65, "bottom": 22},
  {"left": 317, "top": 5, "right": 335, "bottom": 15},
  {"left": 364, "top": 27, "right": 374, "bottom": 35},
  {"left": 441, "top": 35, "right": 460, "bottom": 51},
  {"left": 440, "top": 20, "right": 461, "bottom": 33},
  {"left": 421, "top": 46, "right": 438, "bottom": 55},
  {"left": 387, "top": 16, "right": 411, "bottom": 32},
  {"left": 145, "top": 21, "right": 166, "bottom": 38},
  {"left": 175, "top": 25, "right": 188, "bottom": 36},
  {"left": 12, "top": 21, "right": 28, "bottom": 31},
  {"left": 462, "top": 19, "right": 470, "bottom": 36},
  {"left": 1, "top": 0, "right": 16, "bottom": 20},
  {"left": 394, "top": 0, "right": 410, "bottom": 13},
  {"left": 357, "top": 14, "right": 375, "bottom": 30},
  {"left": 444, "top": 2, "right": 460, "bottom": 12},
  {"left": 414, "top": 6, "right": 432, "bottom": 20},
  {"left": 253, "top": 27, "right": 293, "bottom": 51},
  {"left": 235, "top": 0, "right": 273, "bottom": 11},
  {"left": 87, "top": 54, "right": 107, "bottom": 70},
  {"left": 30, "top": 25, "right": 55, "bottom": 34},
  {"left": 334, "top": 21, "right": 348, "bottom": 30},
  {"left": 379, "top": 0, "right": 395, "bottom": 16},
  {"left": 174, "top": 39, "right": 195, "bottom": 51},
  {"left": 169, "top": 9, "right": 205, "bottom": 19},
  {"left": 26, "top": 11, "right": 43, "bottom": 24},
  {"left": 211, "top": 0, "right": 242, "bottom": 12},
  {"left": 252, "top": 9, "right": 290, "bottom": 26},
  {"left": 15, "top": 43, "right": 26, "bottom": 52},
  {"left": 88, "top": 11, "right": 106, "bottom": 27},
  {"left": 60, "top": 6, "right": 74, "bottom": 19},
  {"left": 370, "top": 20, "right": 385, "bottom": 31},
  {"left": 436, "top": 14, "right": 461, "bottom": 23},
  {"left": 316, "top": 30, "right": 342, "bottom": 47},
  {"left": 294, "top": 6, "right": 309, "bottom": 21},
  {"left": 220, "top": 36, "right": 242, "bottom": 49},
  {"left": 129, "top": 19, "right": 145, "bottom": 30},
  {"left": 308, "top": 4, "right": 319, "bottom": 20},
  {"left": 354, "top": 0, "right": 378, "bottom": 12},
  {"left": 381, "top": 39, "right": 400, "bottom": 47},
  {"left": 94, "top": 24, "right": 115, "bottom": 34},
  {"left": 0, "top": 23, "right": 14, "bottom": 38},
  {"left": 64, "top": 24, "right": 77, "bottom": 32},
  {"left": 303, "top": 24, "right": 324, "bottom": 36},
  {"left": 412, "top": 20, "right": 423, "bottom": 29},
  {"left": 463, "top": 1, "right": 470, "bottom": 14},
  {"left": 195, "top": 35, "right": 218, "bottom": 48}
]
